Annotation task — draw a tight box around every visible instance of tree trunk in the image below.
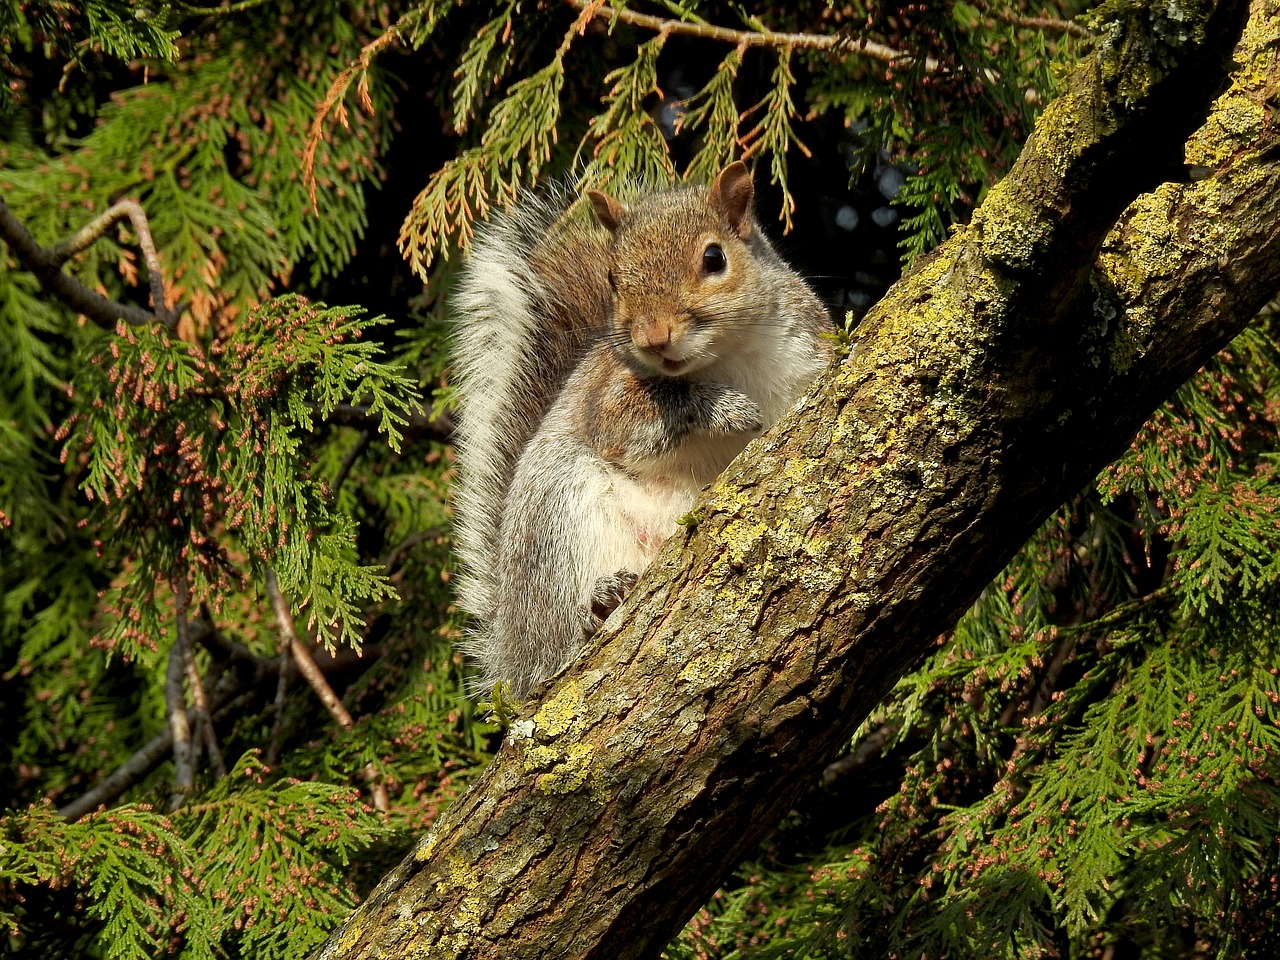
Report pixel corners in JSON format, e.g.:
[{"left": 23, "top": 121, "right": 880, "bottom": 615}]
[{"left": 316, "top": 0, "right": 1280, "bottom": 956}]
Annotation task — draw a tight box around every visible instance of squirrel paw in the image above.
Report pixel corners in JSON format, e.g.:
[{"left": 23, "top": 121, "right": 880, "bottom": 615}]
[
  {"left": 703, "top": 387, "right": 764, "bottom": 436},
  {"left": 582, "top": 570, "right": 640, "bottom": 635}
]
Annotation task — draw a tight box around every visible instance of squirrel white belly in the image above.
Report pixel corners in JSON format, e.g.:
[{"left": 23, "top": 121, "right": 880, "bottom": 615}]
[{"left": 450, "top": 162, "right": 832, "bottom": 699}]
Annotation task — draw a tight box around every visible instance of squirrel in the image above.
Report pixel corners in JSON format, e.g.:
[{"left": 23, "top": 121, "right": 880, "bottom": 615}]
[{"left": 449, "top": 162, "right": 832, "bottom": 700}]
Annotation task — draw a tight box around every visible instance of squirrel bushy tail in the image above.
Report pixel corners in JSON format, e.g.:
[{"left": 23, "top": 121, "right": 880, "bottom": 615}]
[{"left": 449, "top": 188, "right": 611, "bottom": 642}]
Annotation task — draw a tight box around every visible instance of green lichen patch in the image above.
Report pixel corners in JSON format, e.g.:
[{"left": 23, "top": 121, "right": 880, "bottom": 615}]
[
  {"left": 507, "top": 680, "right": 610, "bottom": 800},
  {"left": 530, "top": 678, "right": 586, "bottom": 740},
  {"left": 972, "top": 185, "right": 1054, "bottom": 272},
  {"left": 1185, "top": 93, "right": 1267, "bottom": 166},
  {"left": 531, "top": 741, "right": 599, "bottom": 795},
  {"left": 415, "top": 831, "right": 439, "bottom": 861},
  {"left": 677, "top": 649, "right": 737, "bottom": 687}
]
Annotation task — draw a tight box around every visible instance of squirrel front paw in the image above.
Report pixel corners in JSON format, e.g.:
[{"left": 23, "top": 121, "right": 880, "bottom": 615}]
[
  {"left": 698, "top": 384, "right": 764, "bottom": 436},
  {"left": 581, "top": 570, "right": 640, "bottom": 636}
]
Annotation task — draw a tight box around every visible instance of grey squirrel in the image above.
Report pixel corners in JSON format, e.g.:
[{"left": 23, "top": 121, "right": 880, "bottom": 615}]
[{"left": 450, "top": 162, "right": 832, "bottom": 699}]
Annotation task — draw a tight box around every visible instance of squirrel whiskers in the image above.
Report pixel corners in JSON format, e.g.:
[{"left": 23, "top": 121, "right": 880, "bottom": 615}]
[{"left": 451, "top": 163, "right": 832, "bottom": 699}]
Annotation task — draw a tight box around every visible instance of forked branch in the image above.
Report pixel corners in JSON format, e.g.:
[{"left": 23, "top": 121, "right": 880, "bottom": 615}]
[{"left": 0, "top": 197, "right": 180, "bottom": 330}]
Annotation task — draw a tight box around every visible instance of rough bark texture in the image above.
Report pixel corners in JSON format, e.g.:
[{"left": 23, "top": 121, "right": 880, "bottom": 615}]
[{"left": 316, "top": 1, "right": 1280, "bottom": 956}]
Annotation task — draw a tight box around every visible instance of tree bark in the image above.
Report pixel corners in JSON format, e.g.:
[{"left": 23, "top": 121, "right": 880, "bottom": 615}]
[{"left": 316, "top": 0, "right": 1280, "bottom": 956}]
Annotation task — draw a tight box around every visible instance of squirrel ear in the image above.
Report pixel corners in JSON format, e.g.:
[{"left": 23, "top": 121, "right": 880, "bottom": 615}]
[
  {"left": 587, "top": 190, "right": 628, "bottom": 233},
  {"left": 709, "top": 161, "right": 754, "bottom": 239}
]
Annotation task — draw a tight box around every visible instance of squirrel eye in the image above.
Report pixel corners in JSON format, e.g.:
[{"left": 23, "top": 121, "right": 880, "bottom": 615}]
[{"left": 702, "top": 243, "right": 727, "bottom": 275}]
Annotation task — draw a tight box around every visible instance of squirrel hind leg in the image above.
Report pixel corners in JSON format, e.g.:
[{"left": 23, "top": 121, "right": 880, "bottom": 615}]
[{"left": 581, "top": 570, "right": 641, "bottom": 636}]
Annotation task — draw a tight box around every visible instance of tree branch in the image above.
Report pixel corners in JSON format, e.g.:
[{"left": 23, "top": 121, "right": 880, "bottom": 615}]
[
  {"left": 166, "top": 577, "right": 197, "bottom": 810},
  {"left": 326, "top": 401, "right": 453, "bottom": 442},
  {"left": 562, "top": 0, "right": 912, "bottom": 65},
  {"left": 175, "top": 0, "right": 275, "bottom": 16},
  {"left": 185, "top": 644, "right": 227, "bottom": 780},
  {"left": 0, "top": 197, "right": 179, "bottom": 329},
  {"left": 55, "top": 605, "right": 383, "bottom": 819},
  {"left": 974, "top": 1, "right": 1094, "bottom": 38},
  {"left": 264, "top": 569, "right": 390, "bottom": 813},
  {"left": 820, "top": 721, "right": 899, "bottom": 787},
  {"left": 57, "top": 690, "right": 254, "bottom": 823},
  {"left": 332, "top": 430, "right": 373, "bottom": 497},
  {"left": 265, "top": 649, "right": 295, "bottom": 769}
]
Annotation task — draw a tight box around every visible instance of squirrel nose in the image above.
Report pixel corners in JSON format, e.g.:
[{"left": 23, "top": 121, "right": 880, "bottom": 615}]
[{"left": 633, "top": 319, "right": 672, "bottom": 353}]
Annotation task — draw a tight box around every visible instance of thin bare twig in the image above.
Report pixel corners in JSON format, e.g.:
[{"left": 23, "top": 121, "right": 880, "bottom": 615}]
[
  {"left": 563, "top": 0, "right": 912, "bottom": 66},
  {"left": 57, "top": 691, "right": 254, "bottom": 822},
  {"left": 265, "top": 570, "right": 357, "bottom": 726},
  {"left": 264, "top": 569, "right": 389, "bottom": 813},
  {"left": 166, "top": 577, "right": 197, "bottom": 810},
  {"left": 332, "top": 430, "right": 373, "bottom": 498},
  {"left": 380, "top": 527, "right": 446, "bottom": 572},
  {"left": 175, "top": 0, "right": 275, "bottom": 16},
  {"left": 265, "top": 653, "right": 294, "bottom": 768},
  {"left": 189, "top": 605, "right": 382, "bottom": 676},
  {"left": 821, "top": 722, "right": 899, "bottom": 787},
  {"left": 191, "top": 608, "right": 275, "bottom": 674},
  {"left": 985, "top": 5, "right": 1093, "bottom": 38},
  {"left": 0, "top": 197, "right": 179, "bottom": 329},
  {"left": 185, "top": 646, "right": 227, "bottom": 780},
  {"left": 327, "top": 401, "right": 454, "bottom": 441},
  {"left": 50, "top": 199, "right": 173, "bottom": 325}
]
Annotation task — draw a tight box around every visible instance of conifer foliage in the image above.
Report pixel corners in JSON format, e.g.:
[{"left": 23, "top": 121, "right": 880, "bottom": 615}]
[{"left": 2, "top": 1, "right": 1278, "bottom": 958}]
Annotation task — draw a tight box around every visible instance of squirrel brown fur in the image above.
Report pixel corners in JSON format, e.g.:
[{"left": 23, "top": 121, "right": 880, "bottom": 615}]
[{"left": 450, "top": 163, "right": 832, "bottom": 699}]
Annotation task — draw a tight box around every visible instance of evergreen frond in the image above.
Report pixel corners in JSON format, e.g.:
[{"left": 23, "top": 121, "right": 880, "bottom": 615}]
[
  {"left": 740, "top": 49, "right": 807, "bottom": 230},
  {"left": 681, "top": 48, "right": 745, "bottom": 185},
  {"left": 451, "top": 0, "right": 520, "bottom": 133},
  {"left": 577, "top": 36, "right": 675, "bottom": 190}
]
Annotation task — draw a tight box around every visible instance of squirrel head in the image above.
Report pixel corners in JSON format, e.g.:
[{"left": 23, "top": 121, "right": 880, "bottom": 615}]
[{"left": 587, "top": 163, "right": 763, "bottom": 377}]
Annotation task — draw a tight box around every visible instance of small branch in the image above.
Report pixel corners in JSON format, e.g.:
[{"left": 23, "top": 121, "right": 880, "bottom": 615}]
[
  {"left": 0, "top": 198, "right": 179, "bottom": 329},
  {"left": 984, "top": 5, "right": 1093, "bottom": 39},
  {"left": 166, "top": 578, "right": 197, "bottom": 810},
  {"left": 265, "top": 652, "right": 295, "bottom": 769},
  {"left": 1000, "top": 587, "right": 1174, "bottom": 741},
  {"left": 175, "top": 0, "right": 275, "bottom": 16},
  {"left": 265, "top": 570, "right": 357, "bottom": 727},
  {"left": 264, "top": 569, "right": 389, "bottom": 813},
  {"left": 303, "top": 16, "right": 405, "bottom": 210},
  {"left": 191, "top": 609, "right": 275, "bottom": 675},
  {"left": 50, "top": 199, "right": 173, "bottom": 326},
  {"left": 190, "top": 606, "right": 381, "bottom": 676},
  {"left": 380, "top": 527, "right": 446, "bottom": 572},
  {"left": 57, "top": 691, "right": 254, "bottom": 822},
  {"left": 563, "top": 0, "right": 911, "bottom": 66},
  {"left": 821, "top": 722, "right": 899, "bottom": 787},
  {"left": 997, "top": 629, "right": 1078, "bottom": 730},
  {"left": 185, "top": 645, "right": 227, "bottom": 780},
  {"left": 1072, "top": 584, "right": 1174, "bottom": 632},
  {"left": 327, "top": 402, "right": 454, "bottom": 442},
  {"left": 333, "top": 430, "right": 373, "bottom": 498},
  {"left": 58, "top": 611, "right": 382, "bottom": 819}
]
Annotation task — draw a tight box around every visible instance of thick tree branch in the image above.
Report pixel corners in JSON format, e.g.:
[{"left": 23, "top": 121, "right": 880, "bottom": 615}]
[{"left": 316, "top": 1, "right": 1277, "bottom": 956}]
